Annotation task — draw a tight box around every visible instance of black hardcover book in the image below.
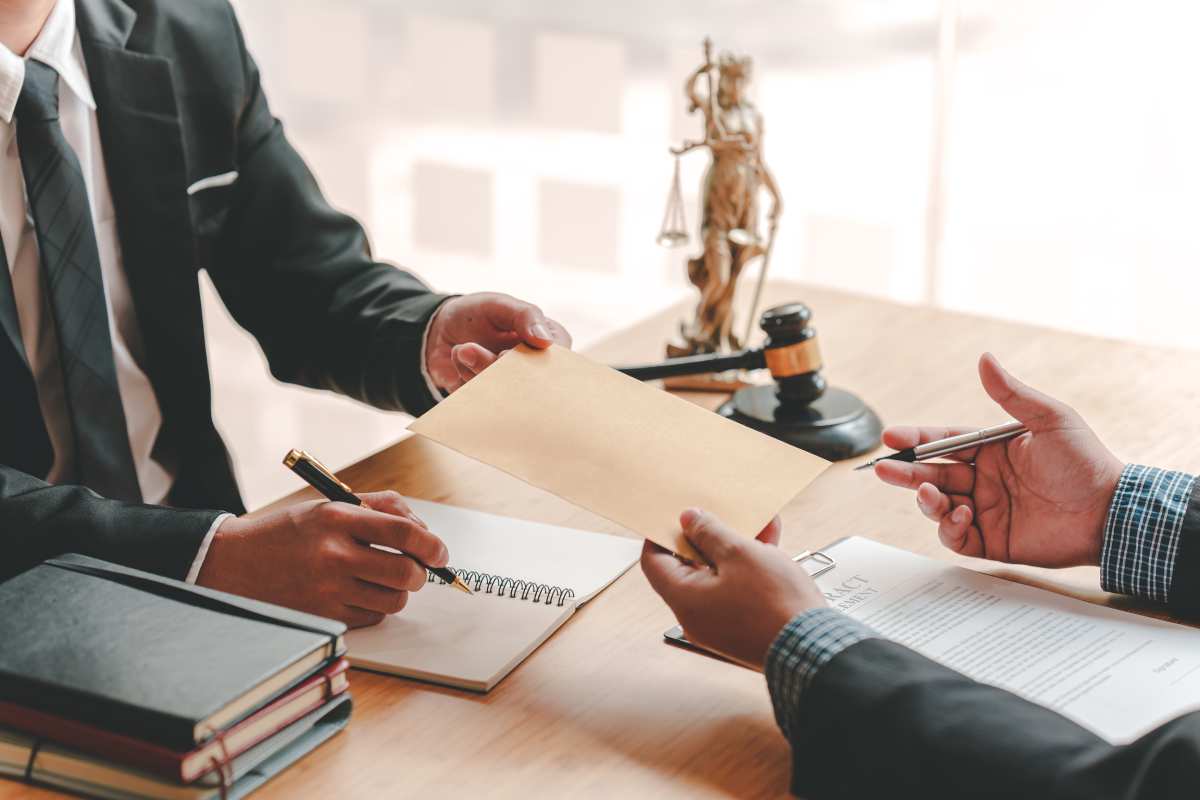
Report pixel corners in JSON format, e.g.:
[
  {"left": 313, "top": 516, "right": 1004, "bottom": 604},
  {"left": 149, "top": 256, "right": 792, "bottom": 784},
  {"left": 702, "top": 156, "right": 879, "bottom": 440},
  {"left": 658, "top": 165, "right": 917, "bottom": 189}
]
[{"left": 0, "top": 555, "right": 346, "bottom": 750}]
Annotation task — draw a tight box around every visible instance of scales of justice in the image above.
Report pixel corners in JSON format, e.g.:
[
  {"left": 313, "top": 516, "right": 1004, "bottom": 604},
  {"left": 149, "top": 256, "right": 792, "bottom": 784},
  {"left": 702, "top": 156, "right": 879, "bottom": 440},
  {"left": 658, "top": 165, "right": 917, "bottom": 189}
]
[{"left": 616, "top": 38, "right": 883, "bottom": 462}]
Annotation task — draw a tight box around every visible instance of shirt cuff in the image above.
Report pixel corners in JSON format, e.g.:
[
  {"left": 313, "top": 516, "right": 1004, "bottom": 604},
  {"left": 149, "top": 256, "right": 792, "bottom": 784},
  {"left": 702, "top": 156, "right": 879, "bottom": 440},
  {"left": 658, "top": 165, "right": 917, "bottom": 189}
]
[
  {"left": 184, "top": 512, "right": 234, "bottom": 584},
  {"left": 419, "top": 303, "right": 449, "bottom": 405},
  {"left": 1101, "top": 464, "right": 1196, "bottom": 604},
  {"left": 765, "top": 607, "right": 876, "bottom": 739}
]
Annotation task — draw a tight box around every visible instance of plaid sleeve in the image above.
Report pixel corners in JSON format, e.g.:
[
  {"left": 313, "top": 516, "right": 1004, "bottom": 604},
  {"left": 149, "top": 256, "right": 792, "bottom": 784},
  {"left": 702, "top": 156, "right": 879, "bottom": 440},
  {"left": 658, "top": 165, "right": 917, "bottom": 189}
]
[
  {"left": 1100, "top": 464, "right": 1197, "bottom": 604},
  {"left": 764, "top": 607, "right": 875, "bottom": 738}
]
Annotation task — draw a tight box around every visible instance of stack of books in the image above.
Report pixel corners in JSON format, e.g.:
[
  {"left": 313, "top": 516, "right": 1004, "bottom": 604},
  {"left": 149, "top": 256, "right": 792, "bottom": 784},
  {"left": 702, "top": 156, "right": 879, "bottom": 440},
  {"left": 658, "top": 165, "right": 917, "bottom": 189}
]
[{"left": 0, "top": 554, "right": 351, "bottom": 799}]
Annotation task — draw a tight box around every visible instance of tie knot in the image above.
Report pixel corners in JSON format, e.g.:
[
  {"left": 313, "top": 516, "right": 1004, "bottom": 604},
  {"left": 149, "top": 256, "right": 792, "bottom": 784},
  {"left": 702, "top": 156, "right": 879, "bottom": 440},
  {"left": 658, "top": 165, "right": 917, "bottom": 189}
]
[{"left": 16, "top": 60, "right": 60, "bottom": 123}]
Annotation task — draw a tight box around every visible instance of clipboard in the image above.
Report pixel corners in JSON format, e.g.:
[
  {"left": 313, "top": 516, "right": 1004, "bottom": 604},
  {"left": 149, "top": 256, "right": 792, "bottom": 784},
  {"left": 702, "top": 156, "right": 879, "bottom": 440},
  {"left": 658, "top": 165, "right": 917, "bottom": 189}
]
[{"left": 662, "top": 546, "right": 843, "bottom": 660}]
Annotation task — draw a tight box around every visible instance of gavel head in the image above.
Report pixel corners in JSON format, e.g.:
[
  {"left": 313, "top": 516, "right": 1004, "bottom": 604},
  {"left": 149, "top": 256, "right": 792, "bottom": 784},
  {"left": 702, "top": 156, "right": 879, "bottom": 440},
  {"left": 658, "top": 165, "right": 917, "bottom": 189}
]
[{"left": 759, "top": 304, "right": 826, "bottom": 405}]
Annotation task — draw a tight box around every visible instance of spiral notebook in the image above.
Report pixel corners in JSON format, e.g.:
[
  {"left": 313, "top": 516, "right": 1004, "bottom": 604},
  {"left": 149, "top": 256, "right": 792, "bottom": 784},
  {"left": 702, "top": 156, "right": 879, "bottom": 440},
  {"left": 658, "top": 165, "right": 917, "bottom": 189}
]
[{"left": 346, "top": 499, "right": 642, "bottom": 692}]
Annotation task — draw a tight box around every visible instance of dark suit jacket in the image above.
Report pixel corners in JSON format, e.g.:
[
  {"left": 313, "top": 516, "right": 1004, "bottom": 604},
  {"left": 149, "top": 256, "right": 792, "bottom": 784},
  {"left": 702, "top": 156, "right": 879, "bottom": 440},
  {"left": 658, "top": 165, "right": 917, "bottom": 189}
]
[
  {"left": 788, "top": 525, "right": 1200, "bottom": 799},
  {"left": 789, "top": 640, "right": 1200, "bottom": 799},
  {"left": 0, "top": 0, "right": 448, "bottom": 581}
]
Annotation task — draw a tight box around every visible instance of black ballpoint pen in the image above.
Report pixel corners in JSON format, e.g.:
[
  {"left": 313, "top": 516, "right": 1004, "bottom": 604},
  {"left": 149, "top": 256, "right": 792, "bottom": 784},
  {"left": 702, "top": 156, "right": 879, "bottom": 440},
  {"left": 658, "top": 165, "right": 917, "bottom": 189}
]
[{"left": 283, "top": 449, "right": 472, "bottom": 595}]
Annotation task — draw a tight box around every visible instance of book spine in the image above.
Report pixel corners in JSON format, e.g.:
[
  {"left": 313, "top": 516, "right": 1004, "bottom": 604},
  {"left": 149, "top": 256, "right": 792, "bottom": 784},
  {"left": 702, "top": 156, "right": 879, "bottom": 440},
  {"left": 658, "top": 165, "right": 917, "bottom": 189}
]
[
  {"left": 0, "top": 700, "right": 182, "bottom": 780},
  {"left": 0, "top": 678, "right": 196, "bottom": 750},
  {"left": 0, "top": 658, "right": 351, "bottom": 783}
]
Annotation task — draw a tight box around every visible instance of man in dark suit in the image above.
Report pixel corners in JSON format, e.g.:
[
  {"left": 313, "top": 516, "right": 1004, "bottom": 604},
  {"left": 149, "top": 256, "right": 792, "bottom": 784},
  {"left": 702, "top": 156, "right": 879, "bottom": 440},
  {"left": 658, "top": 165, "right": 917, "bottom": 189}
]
[
  {"left": 0, "top": 0, "right": 571, "bottom": 627},
  {"left": 643, "top": 354, "right": 1200, "bottom": 798}
]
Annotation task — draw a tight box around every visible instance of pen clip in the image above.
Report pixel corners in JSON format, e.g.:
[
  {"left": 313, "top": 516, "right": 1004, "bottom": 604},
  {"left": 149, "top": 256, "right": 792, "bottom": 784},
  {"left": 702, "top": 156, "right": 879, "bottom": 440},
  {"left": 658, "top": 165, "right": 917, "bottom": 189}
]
[{"left": 284, "top": 449, "right": 355, "bottom": 496}]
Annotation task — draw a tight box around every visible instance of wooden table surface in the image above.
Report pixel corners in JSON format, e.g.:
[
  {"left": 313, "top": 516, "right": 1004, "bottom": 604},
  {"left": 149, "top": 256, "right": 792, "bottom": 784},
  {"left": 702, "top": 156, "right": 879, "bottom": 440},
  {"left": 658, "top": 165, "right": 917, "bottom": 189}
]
[{"left": 9, "top": 282, "right": 1200, "bottom": 799}]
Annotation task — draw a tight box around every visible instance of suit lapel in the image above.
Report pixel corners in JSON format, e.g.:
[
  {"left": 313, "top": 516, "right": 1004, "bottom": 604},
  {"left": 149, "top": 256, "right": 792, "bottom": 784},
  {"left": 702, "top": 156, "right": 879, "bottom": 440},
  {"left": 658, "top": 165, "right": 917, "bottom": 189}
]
[
  {"left": 0, "top": 1, "right": 163, "bottom": 373},
  {"left": 75, "top": 0, "right": 205, "bottom": 435}
]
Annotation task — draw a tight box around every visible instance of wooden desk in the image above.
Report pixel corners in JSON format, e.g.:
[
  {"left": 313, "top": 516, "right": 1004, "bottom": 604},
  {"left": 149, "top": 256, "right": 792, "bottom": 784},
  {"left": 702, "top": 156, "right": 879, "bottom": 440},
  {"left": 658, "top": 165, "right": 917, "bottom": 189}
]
[{"left": 8, "top": 283, "right": 1200, "bottom": 799}]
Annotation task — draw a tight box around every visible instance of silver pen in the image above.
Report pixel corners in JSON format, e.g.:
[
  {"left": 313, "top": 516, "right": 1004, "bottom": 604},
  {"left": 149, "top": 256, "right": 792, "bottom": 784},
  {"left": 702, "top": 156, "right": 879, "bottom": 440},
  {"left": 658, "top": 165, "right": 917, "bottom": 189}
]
[{"left": 853, "top": 420, "right": 1028, "bottom": 472}]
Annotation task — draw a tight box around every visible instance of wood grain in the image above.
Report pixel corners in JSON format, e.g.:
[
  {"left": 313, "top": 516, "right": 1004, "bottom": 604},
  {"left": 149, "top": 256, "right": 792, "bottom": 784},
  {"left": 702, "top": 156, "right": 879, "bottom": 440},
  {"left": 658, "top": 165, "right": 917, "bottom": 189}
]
[{"left": 8, "top": 282, "right": 1200, "bottom": 799}]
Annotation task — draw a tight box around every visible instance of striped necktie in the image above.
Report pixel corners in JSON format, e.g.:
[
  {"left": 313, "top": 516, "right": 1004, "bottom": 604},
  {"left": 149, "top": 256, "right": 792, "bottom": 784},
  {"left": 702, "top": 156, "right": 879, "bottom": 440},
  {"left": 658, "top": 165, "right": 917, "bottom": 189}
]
[{"left": 14, "top": 59, "right": 141, "bottom": 502}]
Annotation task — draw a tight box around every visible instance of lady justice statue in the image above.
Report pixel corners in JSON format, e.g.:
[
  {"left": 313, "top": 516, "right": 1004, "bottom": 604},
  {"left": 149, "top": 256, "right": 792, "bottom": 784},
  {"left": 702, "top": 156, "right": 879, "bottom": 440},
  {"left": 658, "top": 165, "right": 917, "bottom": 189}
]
[{"left": 658, "top": 38, "right": 782, "bottom": 360}]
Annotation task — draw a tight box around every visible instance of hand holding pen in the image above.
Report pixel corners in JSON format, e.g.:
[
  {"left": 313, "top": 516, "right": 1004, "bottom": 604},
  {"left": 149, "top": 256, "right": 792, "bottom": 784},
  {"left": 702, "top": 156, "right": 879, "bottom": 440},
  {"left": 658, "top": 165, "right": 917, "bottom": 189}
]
[
  {"left": 855, "top": 420, "right": 1029, "bottom": 471},
  {"left": 863, "top": 353, "right": 1124, "bottom": 569},
  {"left": 285, "top": 450, "right": 473, "bottom": 595},
  {"left": 194, "top": 481, "right": 456, "bottom": 627}
]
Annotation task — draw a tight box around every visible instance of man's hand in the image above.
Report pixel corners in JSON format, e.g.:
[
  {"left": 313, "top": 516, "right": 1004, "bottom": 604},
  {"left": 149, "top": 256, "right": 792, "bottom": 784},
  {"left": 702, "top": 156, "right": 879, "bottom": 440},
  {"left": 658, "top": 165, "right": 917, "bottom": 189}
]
[
  {"left": 875, "top": 353, "right": 1123, "bottom": 567},
  {"left": 424, "top": 293, "right": 572, "bottom": 393},
  {"left": 641, "top": 509, "right": 824, "bottom": 669},
  {"left": 196, "top": 491, "right": 448, "bottom": 628}
]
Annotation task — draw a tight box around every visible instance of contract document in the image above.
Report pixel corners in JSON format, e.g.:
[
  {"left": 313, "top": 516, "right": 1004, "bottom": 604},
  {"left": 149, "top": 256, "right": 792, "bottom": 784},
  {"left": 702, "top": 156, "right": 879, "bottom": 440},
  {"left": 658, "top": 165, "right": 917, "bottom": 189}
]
[{"left": 815, "top": 537, "right": 1200, "bottom": 744}]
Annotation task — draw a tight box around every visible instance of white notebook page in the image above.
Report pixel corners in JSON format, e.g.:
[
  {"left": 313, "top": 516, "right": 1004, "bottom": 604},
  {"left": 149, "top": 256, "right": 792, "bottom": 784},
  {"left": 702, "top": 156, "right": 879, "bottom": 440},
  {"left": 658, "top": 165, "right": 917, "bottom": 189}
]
[
  {"left": 817, "top": 537, "right": 1200, "bottom": 744},
  {"left": 346, "top": 501, "right": 641, "bottom": 691},
  {"left": 404, "top": 498, "right": 642, "bottom": 602},
  {"left": 348, "top": 585, "right": 574, "bottom": 692}
]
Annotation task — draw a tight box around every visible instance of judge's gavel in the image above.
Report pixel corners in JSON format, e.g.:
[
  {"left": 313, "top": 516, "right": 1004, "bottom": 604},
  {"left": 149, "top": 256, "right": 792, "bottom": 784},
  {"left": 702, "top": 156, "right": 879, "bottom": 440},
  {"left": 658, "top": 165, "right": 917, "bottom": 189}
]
[
  {"left": 618, "top": 303, "right": 825, "bottom": 401},
  {"left": 616, "top": 303, "right": 881, "bottom": 461}
]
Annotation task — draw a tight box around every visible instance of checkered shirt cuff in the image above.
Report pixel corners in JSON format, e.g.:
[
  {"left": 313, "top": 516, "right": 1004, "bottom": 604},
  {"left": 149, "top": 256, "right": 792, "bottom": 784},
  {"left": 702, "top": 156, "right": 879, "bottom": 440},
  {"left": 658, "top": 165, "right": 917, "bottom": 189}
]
[
  {"left": 1101, "top": 464, "right": 1196, "bottom": 604},
  {"left": 765, "top": 607, "right": 876, "bottom": 738}
]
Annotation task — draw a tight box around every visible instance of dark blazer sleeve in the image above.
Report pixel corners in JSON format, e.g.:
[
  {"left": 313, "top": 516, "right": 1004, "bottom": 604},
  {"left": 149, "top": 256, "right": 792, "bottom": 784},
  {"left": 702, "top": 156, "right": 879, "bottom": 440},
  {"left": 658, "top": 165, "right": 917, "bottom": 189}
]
[
  {"left": 789, "top": 638, "right": 1200, "bottom": 800},
  {"left": 0, "top": 465, "right": 222, "bottom": 582},
  {"left": 202, "top": 6, "right": 449, "bottom": 417},
  {"left": 1168, "top": 486, "right": 1200, "bottom": 618}
]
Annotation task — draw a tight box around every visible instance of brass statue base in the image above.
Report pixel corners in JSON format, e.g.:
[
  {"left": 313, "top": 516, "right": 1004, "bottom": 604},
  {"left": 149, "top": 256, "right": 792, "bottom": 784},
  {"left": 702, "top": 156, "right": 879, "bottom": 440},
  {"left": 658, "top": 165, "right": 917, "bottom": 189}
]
[
  {"left": 662, "top": 372, "right": 754, "bottom": 393},
  {"left": 662, "top": 342, "right": 753, "bottom": 392}
]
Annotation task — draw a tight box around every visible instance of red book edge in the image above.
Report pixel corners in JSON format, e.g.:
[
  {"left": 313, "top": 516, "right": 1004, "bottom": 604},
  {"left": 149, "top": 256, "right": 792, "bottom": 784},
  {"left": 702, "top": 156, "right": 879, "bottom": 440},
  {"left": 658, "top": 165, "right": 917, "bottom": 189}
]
[{"left": 0, "top": 657, "right": 350, "bottom": 783}]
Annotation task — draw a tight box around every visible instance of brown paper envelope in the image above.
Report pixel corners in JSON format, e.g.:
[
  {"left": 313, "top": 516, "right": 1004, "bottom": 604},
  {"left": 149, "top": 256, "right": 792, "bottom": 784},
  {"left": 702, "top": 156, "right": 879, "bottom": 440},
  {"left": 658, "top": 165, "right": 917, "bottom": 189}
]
[{"left": 408, "top": 344, "right": 829, "bottom": 560}]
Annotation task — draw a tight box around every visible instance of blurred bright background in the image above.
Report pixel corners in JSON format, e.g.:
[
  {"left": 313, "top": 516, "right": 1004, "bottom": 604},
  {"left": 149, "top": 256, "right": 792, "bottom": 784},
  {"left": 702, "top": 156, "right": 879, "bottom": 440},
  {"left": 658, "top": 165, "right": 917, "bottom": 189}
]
[{"left": 214, "top": 0, "right": 1200, "bottom": 507}]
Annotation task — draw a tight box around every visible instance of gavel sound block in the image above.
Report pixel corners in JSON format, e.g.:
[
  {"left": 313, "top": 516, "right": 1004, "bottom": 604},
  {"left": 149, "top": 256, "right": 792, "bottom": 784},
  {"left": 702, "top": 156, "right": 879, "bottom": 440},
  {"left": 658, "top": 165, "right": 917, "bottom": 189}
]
[{"left": 617, "top": 303, "right": 883, "bottom": 461}]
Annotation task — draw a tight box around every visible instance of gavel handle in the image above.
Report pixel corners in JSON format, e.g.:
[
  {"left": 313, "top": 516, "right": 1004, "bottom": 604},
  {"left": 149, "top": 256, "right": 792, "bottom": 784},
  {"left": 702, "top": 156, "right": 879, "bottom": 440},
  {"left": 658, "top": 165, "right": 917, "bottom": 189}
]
[{"left": 616, "top": 348, "right": 766, "bottom": 381}]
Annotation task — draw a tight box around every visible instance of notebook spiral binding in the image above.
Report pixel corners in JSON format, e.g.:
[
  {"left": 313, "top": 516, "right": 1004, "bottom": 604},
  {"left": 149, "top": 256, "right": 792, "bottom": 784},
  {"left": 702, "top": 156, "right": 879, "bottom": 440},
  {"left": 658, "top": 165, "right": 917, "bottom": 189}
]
[{"left": 429, "top": 569, "right": 577, "bottom": 607}]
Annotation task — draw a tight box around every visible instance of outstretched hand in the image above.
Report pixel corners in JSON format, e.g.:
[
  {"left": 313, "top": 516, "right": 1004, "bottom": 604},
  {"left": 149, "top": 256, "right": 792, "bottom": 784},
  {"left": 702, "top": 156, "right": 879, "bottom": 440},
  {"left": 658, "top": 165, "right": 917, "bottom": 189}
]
[
  {"left": 875, "top": 353, "right": 1123, "bottom": 568},
  {"left": 424, "top": 292, "right": 572, "bottom": 393}
]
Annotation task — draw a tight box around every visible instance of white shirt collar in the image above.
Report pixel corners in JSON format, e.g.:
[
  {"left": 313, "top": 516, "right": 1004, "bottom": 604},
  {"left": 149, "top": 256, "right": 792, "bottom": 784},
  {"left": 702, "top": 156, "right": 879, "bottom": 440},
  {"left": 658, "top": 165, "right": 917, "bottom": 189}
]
[{"left": 0, "top": 0, "right": 97, "bottom": 125}]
